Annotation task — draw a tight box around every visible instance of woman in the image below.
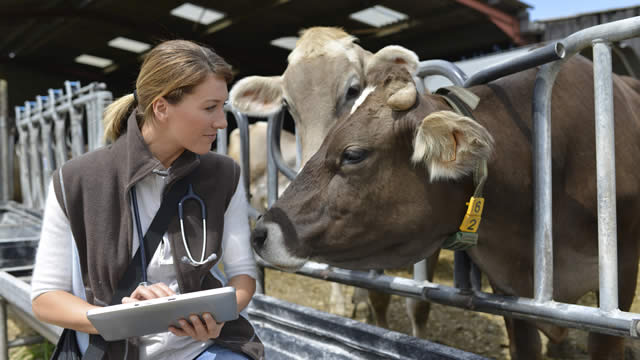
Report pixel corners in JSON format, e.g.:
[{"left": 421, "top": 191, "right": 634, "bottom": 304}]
[{"left": 31, "top": 40, "right": 262, "bottom": 359}]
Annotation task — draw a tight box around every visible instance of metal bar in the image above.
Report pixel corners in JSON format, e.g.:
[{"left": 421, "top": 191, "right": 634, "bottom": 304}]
[
  {"left": 559, "top": 17, "right": 640, "bottom": 58},
  {"left": 417, "top": 60, "right": 468, "bottom": 86},
  {"left": 531, "top": 59, "right": 564, "bottom": 302},
  {"left": 36, "top": 96, "right": 55, "bottom": 192},
  {"left": 0, "top": 272, "right": 61, "bottom": 343},
  {"left": 269, "top": 110, "right": 297, "bottom": 181},
  {"left": 8, "top": 335, "right": 45, "bottom": 348},
  {"left": 15, "top": 112, "right": 31, "bottom": 207},
  {"left": 0, "top": 80, "right": 8, "bottom": 202},
  {"left": 464, "top": 41, "right": 565, "bottom": 87},
  {"left": 216, "top": 128, "right": 227, "bottom": 154},
  {"left": 65, "top": 81, "right": 85, "bottom": 158},
  {"left": 257, "top": 259, "right": 640, "bottom": 338},
  {"left": 0, "top": 297, "right": 7, "bottom": 360},
  {"left": 266, "top": 112, "right": 280, "bottom": 208},
  {"left": 593, "top": 40, "right": 619, "bottom": 312},
  {"left": 226, "top": 107, "right": 252, "bottom": 201},
  {"left": 49, "top": 89, "right": 67, "bottom": 168}
]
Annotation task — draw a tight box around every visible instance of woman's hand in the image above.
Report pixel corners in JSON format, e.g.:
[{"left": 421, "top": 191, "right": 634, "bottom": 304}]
[
  {"left": 168, "top": 313, "right": 224, "bottom": 341},
  {"left": 121, "top": 282, "right": 175, "bottom": 303}
]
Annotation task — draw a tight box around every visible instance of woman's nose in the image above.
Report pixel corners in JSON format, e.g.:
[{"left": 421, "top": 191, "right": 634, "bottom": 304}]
[{"left": 214, "top": 110, "right": 228, "bottom": 129}]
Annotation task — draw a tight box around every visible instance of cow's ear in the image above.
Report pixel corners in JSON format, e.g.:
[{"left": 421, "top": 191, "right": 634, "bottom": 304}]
[
  {"left": 366, "top": 45, "right": 419, "bottom": 77},
  {"left": 229, "top": 76, "right": 284, "bottom": 116},
  {"left": 411, "top": 111, "right": 494, "bottom": 182}
]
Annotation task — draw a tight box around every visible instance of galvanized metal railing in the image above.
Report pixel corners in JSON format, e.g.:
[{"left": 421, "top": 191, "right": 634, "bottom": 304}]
[
  {"left": 13, "top": 82, "right": 112, "bottom": 209},
  {"left": 0, "top": 80, "right": 9, "bottom": 202},
  {"left": 259, "top": 16, "right": 640, "bottom": 339}
]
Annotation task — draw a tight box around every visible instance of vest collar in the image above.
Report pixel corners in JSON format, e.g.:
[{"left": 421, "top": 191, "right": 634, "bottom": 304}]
[{"left": 115, "top": 112, "right": 200, "bottom": 190}]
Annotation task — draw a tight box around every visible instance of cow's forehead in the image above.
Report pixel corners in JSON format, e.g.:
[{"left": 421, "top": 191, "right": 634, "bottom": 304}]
[{"left": 288, "top": 37, "right": 359, "bottom": 65}]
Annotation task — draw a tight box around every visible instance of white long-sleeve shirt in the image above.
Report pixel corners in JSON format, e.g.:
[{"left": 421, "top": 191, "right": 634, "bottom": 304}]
[{"left": 31, "top": 171, "right": 257, "bottom": 360}]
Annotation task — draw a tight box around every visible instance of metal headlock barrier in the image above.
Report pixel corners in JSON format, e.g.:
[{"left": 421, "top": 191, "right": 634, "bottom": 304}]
[
  {"left": 13, "top": 81, "right": 112, "bottom": 209},
  {"left": 260, "top": 16, "right": 640, "bottom": 339}
]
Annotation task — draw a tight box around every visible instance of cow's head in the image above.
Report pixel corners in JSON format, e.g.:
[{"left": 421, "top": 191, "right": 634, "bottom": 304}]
[
  {"left": 229, "top": 27, "right": 419, "bottom": 164},
  {"left": 252, "top": 65, "right": 494, "bottom": 270}
]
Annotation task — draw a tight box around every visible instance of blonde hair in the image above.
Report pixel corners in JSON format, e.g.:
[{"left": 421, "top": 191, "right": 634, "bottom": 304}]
[{"left": 103, "top": 40, "right": 233, "bottom": 142}]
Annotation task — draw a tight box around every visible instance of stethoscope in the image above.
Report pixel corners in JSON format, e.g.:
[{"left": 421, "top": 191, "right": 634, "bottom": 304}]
[{"left": 131, "top": 183, "right": 217, "bottom": 285}]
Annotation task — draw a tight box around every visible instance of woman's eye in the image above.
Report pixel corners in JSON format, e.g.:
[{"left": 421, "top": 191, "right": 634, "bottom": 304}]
[
  {"left": 341, "top": 148, "right": 368, "bottom": 165},
  {"left": 206, "top": 105, "right": 217, "bottom": 111}
]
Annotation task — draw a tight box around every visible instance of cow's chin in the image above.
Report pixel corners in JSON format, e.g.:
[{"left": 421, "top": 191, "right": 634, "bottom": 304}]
[{"left": 314, "top": 254, "right": 417, "bottom": 271}]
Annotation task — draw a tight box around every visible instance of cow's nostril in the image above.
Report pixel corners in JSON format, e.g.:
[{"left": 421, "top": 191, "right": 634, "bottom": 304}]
[{"left": 251, "top": 221, "right": 268, "bottom": 250}]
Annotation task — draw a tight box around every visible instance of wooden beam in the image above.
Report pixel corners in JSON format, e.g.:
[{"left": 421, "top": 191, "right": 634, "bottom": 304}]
[{"left": 453, "top": 0, "right": 527, "bottom": 45}]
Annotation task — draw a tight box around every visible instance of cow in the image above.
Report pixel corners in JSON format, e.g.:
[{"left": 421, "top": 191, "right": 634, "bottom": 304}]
[
  {"left": 227, "top": 121, "right": 297, "bottom": 212},
  {"left": 229, "top": 26, "right": 432, "bottom": 335},
  {"left": 250, "top": 54, "right": 640, "bottom": 359}
]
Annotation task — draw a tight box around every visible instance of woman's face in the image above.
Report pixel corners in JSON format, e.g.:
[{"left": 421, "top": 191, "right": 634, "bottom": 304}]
[{"left": 166, "top": 74, "right": 228, "bottom": 155}]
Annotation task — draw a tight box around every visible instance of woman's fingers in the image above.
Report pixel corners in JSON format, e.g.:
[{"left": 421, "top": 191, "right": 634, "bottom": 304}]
[
  {"left": 168, "top": 313, "right": 224, "bottom": 341},
  {"left": 202, "top": 313, "right": 224, "bottom": 339},
  {"left": 126, "top": 282, "right": 175, "bottom": 302}
]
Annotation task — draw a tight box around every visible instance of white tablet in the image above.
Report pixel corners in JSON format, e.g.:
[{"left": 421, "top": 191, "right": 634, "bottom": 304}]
[{"left": 87, "top": 287, "right": 238, "bottom": 341}]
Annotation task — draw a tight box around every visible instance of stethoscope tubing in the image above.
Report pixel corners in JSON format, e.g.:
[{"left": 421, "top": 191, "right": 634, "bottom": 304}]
[{"left": 131, "top": 183, "right": 215, "bottom": 287}]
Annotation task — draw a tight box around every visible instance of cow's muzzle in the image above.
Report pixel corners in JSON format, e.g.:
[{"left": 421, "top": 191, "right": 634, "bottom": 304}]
[{"left": 251, "top": 216, "right": 268, "bottom": 251}]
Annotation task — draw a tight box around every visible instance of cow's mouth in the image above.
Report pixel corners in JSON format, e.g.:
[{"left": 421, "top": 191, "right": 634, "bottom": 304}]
[{"left": 251, "top": 214, "right": 308, "bottom": 272}]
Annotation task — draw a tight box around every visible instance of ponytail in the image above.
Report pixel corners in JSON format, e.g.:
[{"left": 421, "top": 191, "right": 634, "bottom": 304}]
[{"left": 103, "top": 93, "right": 136, "bottom": 142}]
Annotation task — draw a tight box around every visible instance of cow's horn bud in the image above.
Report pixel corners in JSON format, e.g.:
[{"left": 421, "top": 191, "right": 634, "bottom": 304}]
[{"left": 387, "top": 83, "right": 417, "bottom": 111}]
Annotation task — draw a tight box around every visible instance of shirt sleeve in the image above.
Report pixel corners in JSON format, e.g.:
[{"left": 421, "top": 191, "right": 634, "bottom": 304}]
[
  {"left": 220, "top": 180, "right": 258, "bottom": 280},
  {"left": 31, "top": 181, "right": 74, "bottom": 300}
]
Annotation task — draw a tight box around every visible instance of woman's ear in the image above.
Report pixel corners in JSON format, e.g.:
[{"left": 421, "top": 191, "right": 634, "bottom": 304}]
[{"left": 152, "top": 97, "right": 170, "bottom": 123}]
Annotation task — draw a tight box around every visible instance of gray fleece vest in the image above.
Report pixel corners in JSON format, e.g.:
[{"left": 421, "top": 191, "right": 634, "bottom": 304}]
[{"left": 52, "top": 112, "right": 263, "bottom": 360}]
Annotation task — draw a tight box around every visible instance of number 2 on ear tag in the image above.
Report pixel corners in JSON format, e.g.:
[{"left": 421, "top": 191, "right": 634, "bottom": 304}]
[{"left": 459, "top": 197, "right": 484, "bottom": 233}]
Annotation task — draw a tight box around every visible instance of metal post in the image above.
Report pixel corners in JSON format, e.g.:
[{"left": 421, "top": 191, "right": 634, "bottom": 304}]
[
  {"left": 266, "top": 112, "right": 280, "bottom": 208},
  {"left": 25, "top": 101, "right": 44, "bottom": 209},
  {"left": 593, "top": 40, "right": 618, "bottom": 312},
  {"left": 15, "top": 108, "right": 31, "bottom": 207},
  {"left": 0, "top": 297, "right": 7, "bottom": 360},
  {"left": 216, "top": 128, "right": 227, "bottom": 154},
  {"left": 532, "top": 60, "right": 564, "bottom": 302},
  {"left": 65, "top": 81, "right": 85, "bottom": 157},
  {"left": 49, "top": 89, "right": 67, "bottom": 168},
  {"left": 37, "top": 95, "right": 55, "bottom": 193},
  {"left": 0, "top": 80, "right": 8, "bottom": 202}
]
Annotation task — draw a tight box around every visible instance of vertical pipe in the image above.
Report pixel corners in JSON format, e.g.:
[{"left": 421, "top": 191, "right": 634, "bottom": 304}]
[
  {"left": 25, "top": 102, "right": 44, "bottom": 208},
  {"left": 49, "top": 89, "right": 67, "bottom": 168},
  {"left": 37, "top": 96, "right": 54, "bottom": 192},
  {"left": 0, "top": 80, "right": 8, "bottom": 201},
  {"left": 532, "top": 60, "right": 563, "bottom": 302},
  {"left": 65, "top": 81, "right": 84, "bottom": 158},
  {"left": 266, "top": 111, "right": 283, "bottom": 208},
  {"left": 0, "top": 297, "right": 7, "bottom": 360},
  {"left": 593, "top": 40, "right": 618, "bottom": 312},
  {"left": 16, "top": 107, "right": 31, "bottom": 207},
  {"left": 216, "top": 128, "right": 227, "bottom": 154}
]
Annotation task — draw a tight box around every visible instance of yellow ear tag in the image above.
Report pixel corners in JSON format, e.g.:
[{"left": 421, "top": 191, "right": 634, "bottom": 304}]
[{"left": 459, "top": 197, "right": 484, "bottom": 233}]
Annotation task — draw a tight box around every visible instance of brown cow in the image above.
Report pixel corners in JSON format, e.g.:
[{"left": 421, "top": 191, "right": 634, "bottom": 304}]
[
  {"left": 251, "top": 55, "right": 640, "bottom": 359},
  {"left": 229, "top": 27, "right": 431, "bottom": 335}
]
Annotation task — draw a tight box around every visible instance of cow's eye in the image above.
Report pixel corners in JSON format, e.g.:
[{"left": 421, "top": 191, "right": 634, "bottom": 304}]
[
  {"left": 346, "top": 84, "right": 361, "bottom": 100},
  {"left": 341, "top": 148, "right": 368, "bottom": 165}
]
